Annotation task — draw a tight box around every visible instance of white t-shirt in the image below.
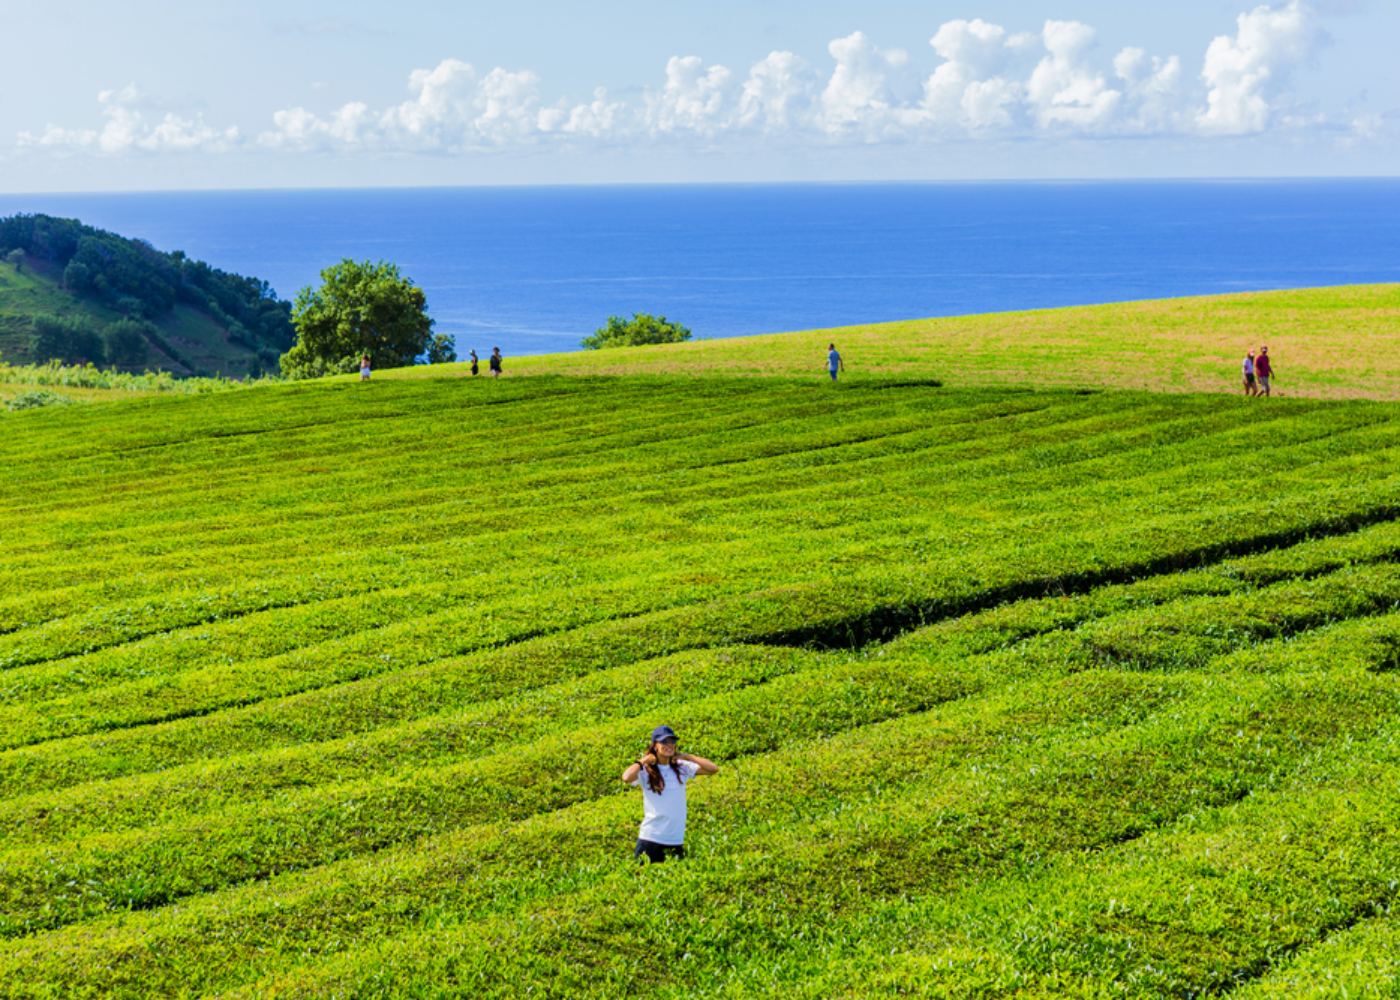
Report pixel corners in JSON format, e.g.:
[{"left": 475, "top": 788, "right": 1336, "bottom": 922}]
[{"left": 629, "top": 760, "right": 701, "bottom": 845}]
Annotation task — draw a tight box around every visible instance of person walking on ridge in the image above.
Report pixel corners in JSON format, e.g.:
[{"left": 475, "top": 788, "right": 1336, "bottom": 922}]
[
  {"left": 468, "top": 349, "right": 479, "bottom": 377},
  {"left": 621, "top": 724, "right": 719, "bottom": 864},
  {"left": 1242, "top": 350, "right": 1256, "bottom": 396},
  {"left": 489, "top": 346, "right": 503, "bottom": 378},
  {"left": 359, "top": 354, "right": 372, "bottom": 382},
  {"left": 827, "top": 342, "right": 845, "bottom": 382},
  {"left": 1255, "top": 346, "right": 1274, "bottom": 396}
]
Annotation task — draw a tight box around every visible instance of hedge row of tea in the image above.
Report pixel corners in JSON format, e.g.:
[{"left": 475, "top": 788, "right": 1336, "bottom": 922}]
[{"left": 3, "top": 375, "right": 1400, "bottom": 997}]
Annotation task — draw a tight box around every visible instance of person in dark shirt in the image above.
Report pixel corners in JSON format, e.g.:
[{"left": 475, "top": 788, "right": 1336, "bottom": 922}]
[
  {"left": 469, "top": 349, "right": 479, "bottom": 377},
  {"left": 1255, "top": 346, "right": 1274, "bottom": 396},
  {"left": 489, "top": 347, "right": 503, "bottom": 378}
]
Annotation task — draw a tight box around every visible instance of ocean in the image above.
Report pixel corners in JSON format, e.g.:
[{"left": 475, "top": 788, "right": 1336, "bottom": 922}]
[{"left": 2, "top": 180, "right": 1397, "bottom": 358}]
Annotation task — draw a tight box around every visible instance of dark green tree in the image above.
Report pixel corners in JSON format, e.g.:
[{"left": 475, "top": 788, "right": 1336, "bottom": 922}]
[
  {"left": 105, "top": 319, "right": 151, "bottom": 368},
  {"left": 62, "top": 258, "right": 93, "bottom": 292},
  {"left": 582, "top": 312, "right": 692, "bottom": 350},
  {"left": 30, "top": 315, "right": 105, "bottom": 365},
  {"left": 280, "top": 259, "right": 434, "bottom": 379},
  {"left": 426, "top": 332, "right": 457, "bottom": 365}
]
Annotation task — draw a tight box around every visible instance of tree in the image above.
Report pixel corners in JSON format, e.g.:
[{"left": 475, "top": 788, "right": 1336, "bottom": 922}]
[
  {"left": 30, "top": 315, "right": 105, "bottom": 365},
  {"left": 105, "top": 319, "right": 151, "bottom": 368},
  {"left": 280, "top": 259, "right": 433, "bottom": 380},
  {"left": 5, "top": 249, "right": 22, "bottom": 273},
  {"left": 62, "top": 258, "right": 93, "bottom": 292},
  {"left": 581, "top": 312, "right": 692, "bottom": 350},
  {"left": 426, "top": 332, "right": 457, "bottom": 365}
]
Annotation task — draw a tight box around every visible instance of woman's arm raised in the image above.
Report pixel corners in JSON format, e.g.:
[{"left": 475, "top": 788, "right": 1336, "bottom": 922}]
[
  {"left": 677, "top": 752, "right": 719, "bottom": 776},
  {"left": 621, "top": 753, "right": 657, "bottom": 784}
]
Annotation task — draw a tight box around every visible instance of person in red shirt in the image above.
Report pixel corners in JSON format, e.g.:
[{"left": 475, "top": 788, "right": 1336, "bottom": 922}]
[{"left": 1255, "top": 346, "right": 1274, "bottom": 396}]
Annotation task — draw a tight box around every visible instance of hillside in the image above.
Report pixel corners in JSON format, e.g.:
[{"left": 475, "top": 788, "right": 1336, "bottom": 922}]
[
  {"left": 0, "top": 214, "right": 293, "bottom": 378},
  {"left": 407, "top": 283, "right": 1400, "bottom": 400},
  {"left": 3, "top": 371, "right": 1400, "bottom": 996}
]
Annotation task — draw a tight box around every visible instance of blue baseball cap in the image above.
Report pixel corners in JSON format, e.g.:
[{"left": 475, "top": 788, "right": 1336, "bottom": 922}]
[{"left": 651, "top": 724, "right": 678, "bottom": 743}]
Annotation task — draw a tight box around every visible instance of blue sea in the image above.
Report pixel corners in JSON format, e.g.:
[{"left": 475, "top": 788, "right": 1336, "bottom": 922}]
[{"left": 2, "top": 180, "right": 1398, "bottom": 358}]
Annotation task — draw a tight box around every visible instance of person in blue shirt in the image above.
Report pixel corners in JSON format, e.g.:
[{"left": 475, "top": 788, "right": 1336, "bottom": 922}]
[{"left": 827, "top": 343, "right": 845, "bottom": 382}]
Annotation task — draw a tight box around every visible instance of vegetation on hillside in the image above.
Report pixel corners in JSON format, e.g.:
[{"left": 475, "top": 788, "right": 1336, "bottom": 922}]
[
  {"left": 0, "top": 360, "right": 245, "bottom": 408},
  {"left": 2, "top": 374, "right": 1399, "bottom": 994},
  {"left": 0, "top": 213, "right": 294, "bottom": 377},
  {"left": 581, "top": 311, "right": 692, "bottom": 349}
]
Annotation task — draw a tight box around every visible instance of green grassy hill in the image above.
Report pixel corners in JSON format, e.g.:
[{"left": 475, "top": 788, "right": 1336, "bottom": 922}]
[
  {"left": 0, "top": 256, "right": 265, "bottom": 377},
  {"left": 3, "top": 362, "right": 1400, "bottom": 996},
  {"left": 410, "top": 283, "right": 1399, "bottom": 400},
  {"left": 0, "top": 214, "right": 294, "bottom": 378}
]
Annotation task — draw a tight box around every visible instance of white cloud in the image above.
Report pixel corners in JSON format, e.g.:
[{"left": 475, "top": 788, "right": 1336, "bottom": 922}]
[
  {"left": 18, "top": 84, "right": 239, "bottom": 154},
  {"left": 539, "top": 87, "right": 627, "bottom": 138},
  {"left": 737, "top": 51, "right": 815, "bottom": 131},
  {"left": 1026, "top": 20, "right": 1122, "bottom": 130},
  {"left": 17, "top": 4, "right": 1355, "bottom": 159},
  {"left": 263, "top": 59, "right": 580, "bottom": 151},
  {"left": 645, "top": 56, "right": 733, "bottom": 135},
  {"left": 820, "top": 31, "right": 921, "bottom": 136},
  {"left": 922, "top": 19, "right": 1026, "bottom": 131},
  {"left": 1198, "top": 0, "right": 1325, "bottom": 134},
  {"left": 1114, "top": 47, "right": 1185, "bottom": 132}
]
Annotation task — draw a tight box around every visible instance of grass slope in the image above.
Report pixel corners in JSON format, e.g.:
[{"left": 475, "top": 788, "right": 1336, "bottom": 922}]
[
  {"left": 404, "top": 284, "right": 1400, "bottom": 400},
  {"left": 0, "top": 255, "right": 260, "bottom": 378},
  {"left": 3, "top": 371, "right": 1400, "bottom": 996}
]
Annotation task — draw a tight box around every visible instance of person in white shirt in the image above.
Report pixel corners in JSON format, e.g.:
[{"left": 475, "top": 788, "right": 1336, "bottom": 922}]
[{"left": 620, "top": 724, "right": 720, "bottom": 863}]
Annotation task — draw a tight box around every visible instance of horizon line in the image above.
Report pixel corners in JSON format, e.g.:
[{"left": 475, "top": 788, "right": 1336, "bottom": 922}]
[{"left": 3, "top": 174, "right": 1400, "bottom": 200}]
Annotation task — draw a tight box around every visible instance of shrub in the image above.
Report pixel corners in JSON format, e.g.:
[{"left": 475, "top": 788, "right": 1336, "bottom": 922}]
[
  {"left": 6, "top": 389, "right": 75, "bottom": 411},
  {"left": 581, "top": 312, "right": 692, "bottom": 349}
]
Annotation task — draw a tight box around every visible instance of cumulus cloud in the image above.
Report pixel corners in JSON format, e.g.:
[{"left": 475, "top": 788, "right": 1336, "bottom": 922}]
[
  {"left": 820, "top": 31, "right": 922, "bottom": 136},
  {"left": 262, "top": 59, "right": 570, "bottom": 151},
  {"left": 645, "top": 56, "right": 733, "bottom": 135},
  {"left": 922, "top": 18, "right": 1026, "bottom": 130},
  {"left": 18, "top": 84, "right": 239, "bottom": 153},
  {"left": 17, "top": 3, "right": 1361, "bottom": 157},
  {"left": 1026, "top": 20, "right": 1122, "bottom": 130},
  {"left": 737, "top": 51, "right": 816, "bottom": 131},
  {"left": 1198, "top": 0, "right": 1326, "bottom": 134},
  {"left": 539, "top": 87, "right": 626, "bottom": 137},
  {"left": 1114, "top": 47, "right": 1186, "bottom": 132}
]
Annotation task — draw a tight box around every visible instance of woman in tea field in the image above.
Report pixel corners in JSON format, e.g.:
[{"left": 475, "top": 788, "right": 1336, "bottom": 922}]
[{"left": 621, "top": 724, "right": 719, "bottom": 863}]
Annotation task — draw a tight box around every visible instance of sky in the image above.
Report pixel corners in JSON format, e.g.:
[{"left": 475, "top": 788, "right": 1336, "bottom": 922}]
[{"left": 0, "top": 0, "right": 1397, "bottom": 192}]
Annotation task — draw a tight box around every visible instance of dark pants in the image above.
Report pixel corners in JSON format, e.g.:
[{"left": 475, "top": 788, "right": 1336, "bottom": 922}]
[{"left": 635, "top": 839, "right": 686, "bottom": 864}]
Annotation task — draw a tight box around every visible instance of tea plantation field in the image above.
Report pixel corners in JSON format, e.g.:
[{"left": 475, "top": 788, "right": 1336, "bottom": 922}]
[{"left": 4, "top": 372, "right": 1400, "bottom": 997}]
